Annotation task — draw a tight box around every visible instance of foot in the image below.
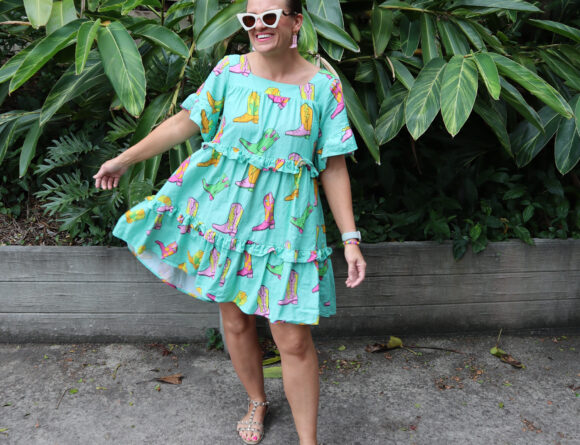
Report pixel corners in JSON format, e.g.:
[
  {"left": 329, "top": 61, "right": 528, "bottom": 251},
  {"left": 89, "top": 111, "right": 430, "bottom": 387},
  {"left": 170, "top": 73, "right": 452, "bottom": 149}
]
[{"left": 237, "top": 399, "right": 269, "bottom": 444}]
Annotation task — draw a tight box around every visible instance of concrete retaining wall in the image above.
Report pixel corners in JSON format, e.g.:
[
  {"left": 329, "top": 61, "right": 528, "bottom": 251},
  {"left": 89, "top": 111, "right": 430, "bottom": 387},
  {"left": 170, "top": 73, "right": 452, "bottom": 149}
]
[{"left": 1, "top": 240, "right": 578, "bottom": 342}]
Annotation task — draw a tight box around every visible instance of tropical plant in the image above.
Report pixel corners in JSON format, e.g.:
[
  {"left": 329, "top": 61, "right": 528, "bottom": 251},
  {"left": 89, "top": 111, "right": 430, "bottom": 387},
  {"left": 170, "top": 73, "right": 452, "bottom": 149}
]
[{"left": 0, "top": 0, "right": 579, "bottom": 248}]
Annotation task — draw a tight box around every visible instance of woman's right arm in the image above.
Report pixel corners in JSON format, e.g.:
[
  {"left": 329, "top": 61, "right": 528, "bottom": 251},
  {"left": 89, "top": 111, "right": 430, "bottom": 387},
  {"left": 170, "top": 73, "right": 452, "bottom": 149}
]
[{"left": 93, "top": 109, "right": 199, "bottom": 190}]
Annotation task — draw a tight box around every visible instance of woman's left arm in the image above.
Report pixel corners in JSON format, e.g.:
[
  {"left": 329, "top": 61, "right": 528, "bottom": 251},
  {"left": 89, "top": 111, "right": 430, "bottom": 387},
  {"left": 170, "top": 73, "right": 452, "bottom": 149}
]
[{"left": 319, "top": 155, "right": 366, "bottom": 288}]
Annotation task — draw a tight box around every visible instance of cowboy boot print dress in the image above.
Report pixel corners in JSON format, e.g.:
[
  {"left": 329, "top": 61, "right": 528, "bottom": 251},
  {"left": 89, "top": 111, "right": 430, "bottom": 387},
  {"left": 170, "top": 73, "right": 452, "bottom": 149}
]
[{"left": 113, "top": 54, "right": 358, "bottom": 325}]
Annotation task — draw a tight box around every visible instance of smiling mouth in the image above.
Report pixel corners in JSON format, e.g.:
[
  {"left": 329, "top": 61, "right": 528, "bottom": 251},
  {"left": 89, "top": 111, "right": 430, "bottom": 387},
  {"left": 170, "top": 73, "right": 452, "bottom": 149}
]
[{"left": 256, "top": 34, "right": 273, "bottom": 41}]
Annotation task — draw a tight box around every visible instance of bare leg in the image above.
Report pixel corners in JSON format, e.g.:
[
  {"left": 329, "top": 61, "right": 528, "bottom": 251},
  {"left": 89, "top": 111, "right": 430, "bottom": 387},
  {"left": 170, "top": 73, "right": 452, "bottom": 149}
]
[
  {"left": 219, "top": 303, "right": 268, "bottom": 443},
  {"left": 269, "top": 322, "right": 319, "bottom": 445}
]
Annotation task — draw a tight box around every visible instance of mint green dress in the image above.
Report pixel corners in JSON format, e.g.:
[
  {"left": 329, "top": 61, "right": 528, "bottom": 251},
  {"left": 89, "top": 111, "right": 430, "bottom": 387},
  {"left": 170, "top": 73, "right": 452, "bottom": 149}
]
[{"left": 113, "top": 54, "right": 357, "bottom": 325}]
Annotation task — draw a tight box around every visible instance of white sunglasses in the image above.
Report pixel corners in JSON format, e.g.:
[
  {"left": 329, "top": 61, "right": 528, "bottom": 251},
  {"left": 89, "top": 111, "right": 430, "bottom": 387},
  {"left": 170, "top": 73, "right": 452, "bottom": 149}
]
[{"left": 236, "top": 9, "right": 293, "bottom": 31}]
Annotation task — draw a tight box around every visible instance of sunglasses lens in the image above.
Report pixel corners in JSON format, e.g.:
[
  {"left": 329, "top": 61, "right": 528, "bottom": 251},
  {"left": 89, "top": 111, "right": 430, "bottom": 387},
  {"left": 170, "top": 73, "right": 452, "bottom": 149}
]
[
  {"left": 242, "top": 15, "right": 256, "bottom": 28},
  {"left": 262, "top": 12, "right": 277, "bottom": 26}
]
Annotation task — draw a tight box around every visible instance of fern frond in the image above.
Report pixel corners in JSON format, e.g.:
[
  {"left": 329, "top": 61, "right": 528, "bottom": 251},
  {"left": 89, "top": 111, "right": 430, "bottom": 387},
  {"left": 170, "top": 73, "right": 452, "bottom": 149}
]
[
  {"left": 35, "top": 132, "right": 96, "bottom": 176},
  {"left": 105, "top": 114, "right": 137, "bottom": 142},
  {"left": 35, "top": 171, "right": 94, "bottom": 215}
]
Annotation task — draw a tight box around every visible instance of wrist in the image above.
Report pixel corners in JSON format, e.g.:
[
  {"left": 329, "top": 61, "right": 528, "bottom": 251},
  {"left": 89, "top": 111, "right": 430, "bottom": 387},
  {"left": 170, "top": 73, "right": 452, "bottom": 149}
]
[{"left": 341, "top": 230, "right": 361, "bottom": 242}]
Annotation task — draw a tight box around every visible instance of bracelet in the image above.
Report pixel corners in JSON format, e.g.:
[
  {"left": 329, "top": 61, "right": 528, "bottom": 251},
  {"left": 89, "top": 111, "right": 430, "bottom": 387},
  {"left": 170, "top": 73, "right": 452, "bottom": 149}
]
[
  {"left": 341, "top": 231, "right": 361, "bottom": 242},
  {"left": 343, "top": 239, "right": 360, "bottom": 246}
]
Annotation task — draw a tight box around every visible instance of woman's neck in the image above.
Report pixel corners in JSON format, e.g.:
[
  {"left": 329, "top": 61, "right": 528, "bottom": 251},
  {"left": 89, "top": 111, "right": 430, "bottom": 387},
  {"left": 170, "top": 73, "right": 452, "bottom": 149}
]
[{"left": 248, "top": 51, "right": 312, "bottom": 83}]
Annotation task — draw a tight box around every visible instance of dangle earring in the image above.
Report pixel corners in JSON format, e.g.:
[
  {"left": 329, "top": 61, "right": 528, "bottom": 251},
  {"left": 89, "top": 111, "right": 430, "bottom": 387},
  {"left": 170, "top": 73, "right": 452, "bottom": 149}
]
[{"left": 290, "top": 33, "right": 298, "bottom": 48}]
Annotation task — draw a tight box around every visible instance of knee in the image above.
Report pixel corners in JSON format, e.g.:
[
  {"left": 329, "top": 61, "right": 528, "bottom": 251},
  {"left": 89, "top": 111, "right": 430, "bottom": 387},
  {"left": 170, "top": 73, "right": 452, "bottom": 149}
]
[
  {"left": 275, "top": 330, "right": 313, "bottom": 358},
  {"left": 222, "top": 311, "right": 254, "bottom": 337}
]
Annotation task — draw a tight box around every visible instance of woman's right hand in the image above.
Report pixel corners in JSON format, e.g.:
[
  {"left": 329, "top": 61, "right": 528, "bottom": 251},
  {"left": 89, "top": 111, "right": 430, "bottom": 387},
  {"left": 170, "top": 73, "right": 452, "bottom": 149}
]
[{"left": 93, "top": 157, "right": 129, "bottom": 190}]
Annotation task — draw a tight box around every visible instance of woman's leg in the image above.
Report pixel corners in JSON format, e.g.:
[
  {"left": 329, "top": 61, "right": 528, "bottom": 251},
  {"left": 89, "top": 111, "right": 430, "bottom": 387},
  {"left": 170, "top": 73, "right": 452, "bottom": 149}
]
[
  {"left": 219, "top": 302, "right": 268, "bottom": 442},
  {"left": 269, "top": 322, "right": 319, "bottom": 445}
]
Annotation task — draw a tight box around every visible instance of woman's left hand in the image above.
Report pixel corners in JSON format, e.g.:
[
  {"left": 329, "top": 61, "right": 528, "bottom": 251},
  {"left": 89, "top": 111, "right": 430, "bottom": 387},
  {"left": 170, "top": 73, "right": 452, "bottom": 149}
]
[{"left": 344, "top": 244, "right": 366, "bottom": 288}]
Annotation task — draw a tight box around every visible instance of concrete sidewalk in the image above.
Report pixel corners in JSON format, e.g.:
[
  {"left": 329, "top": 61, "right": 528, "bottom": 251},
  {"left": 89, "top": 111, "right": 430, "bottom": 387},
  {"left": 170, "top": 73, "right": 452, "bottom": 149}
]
[{"left": 0, "top": 334, "right": 579, "bottom": 445}]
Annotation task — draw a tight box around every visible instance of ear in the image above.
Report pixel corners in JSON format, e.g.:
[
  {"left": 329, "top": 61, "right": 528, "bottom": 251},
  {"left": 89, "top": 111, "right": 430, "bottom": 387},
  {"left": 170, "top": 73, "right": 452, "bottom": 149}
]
[{"left": 293, "top": 13, "right": 303, "bottom": 34}]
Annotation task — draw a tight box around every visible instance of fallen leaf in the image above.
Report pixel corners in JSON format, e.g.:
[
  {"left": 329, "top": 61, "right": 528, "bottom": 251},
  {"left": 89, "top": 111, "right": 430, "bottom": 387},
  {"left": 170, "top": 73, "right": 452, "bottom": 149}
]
[
  {"left": 490, "top": 347, "right": 524, "bottom": 368},
  {"left": 263, "top": 366, "right": 283, "bottom": 379},
  {"left": 337, "top": 345, "right": 346, "bottom": 351},
  {"left": 547, "top": 400, "right": 552, "bottom": 405},
  {"left": 96, "top": 387, "right": 107, "bottom": 390},
  {"left": 155, "top": 373, "right": 184, "bottom": 385},
  {"left": 154, "top": 384, "right": 161, "bottom": 391},
  {"left": 365, "top": 336, "right": 403, "bottom": 353},
  {"left": 262, "top": 356, "right": 281, "bottom": 366},
  {"left": 0, "top": 428, "right": 8, "bottom": 432},
  {"left": 499, "top": 402, "right": 504, "bottom": 409},
  {"left": 68, "top": 388, "right": 78, "bottom": 395}
]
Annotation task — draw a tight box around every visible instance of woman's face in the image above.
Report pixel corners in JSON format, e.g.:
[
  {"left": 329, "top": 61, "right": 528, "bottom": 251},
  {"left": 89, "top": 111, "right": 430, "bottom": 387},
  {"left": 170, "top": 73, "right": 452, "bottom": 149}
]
[{"left": 245, "top": 0, "right": 301, "bottom": 55}]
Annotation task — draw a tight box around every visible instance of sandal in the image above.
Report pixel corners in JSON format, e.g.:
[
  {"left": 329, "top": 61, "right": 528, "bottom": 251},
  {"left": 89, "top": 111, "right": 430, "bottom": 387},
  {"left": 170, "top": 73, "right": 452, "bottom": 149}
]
[{"left": 236, "top": 399, "right": 270, "bottom": 444}]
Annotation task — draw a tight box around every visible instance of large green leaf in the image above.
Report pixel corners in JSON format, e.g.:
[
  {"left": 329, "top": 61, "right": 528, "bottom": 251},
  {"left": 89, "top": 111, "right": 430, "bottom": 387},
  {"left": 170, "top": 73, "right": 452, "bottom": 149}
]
[
  {"left": 454, "top": 19, "right": 485, "bottom": 50},
  {"left": 0, "top": 120, "right": 18, "bottom": 164},
  {"left": 389, "top": 58, "right": 414, "bottom": 90},
  {"left": 473, "top": 52, "right": 500, "bottom": 100},
  {"left": 437, "top": 20, "right": 469, "bottom": 56},
  {"left": 0, "top": 43, "right": 38, "bottom": 84},
  {"left": 441, "top": 56, "right": 478, "bottom": 136},
  {"left": 376, "top": 83, "right": 407, "bottom": 144},
  {"left": 420, "top": 14, "right": 438, "bottom": 64},
  {"left": 448, "top": 0, "right": 540, "bottom": 12},
  {"left": 75, "top": 19, "right": 101, "bottom": 74},
  {"left": 9, "top": 20, "right": 82, "bottom": 93},
  {"left": 130, "top": 92, "right": 173, "bottom": 145},
  {"left": 0, "top": 0, "right": 22, "bottom": 15},
  {"left": 309, "top": 12, "right": 360, "bottom": 54},
  {"left": 19, "top": 118, "right": 41, "bottom": 177},
  {"left": 373, "top": 60, "right": 391, "bottom": 104},
  {"left": 371, "top": 3, "right": 392, "bottom": 57},
  {"left": 473, "top": 96, "right": 511, "bottom": 155},
  {"left": 379, "top": 0, "right": 429, "bottom": 13},
  {"left": 576, "top": 99, "right": 580, "bottom": 138},
  {"left": 334, "top": 67, "right": 380, "bottom": 163},
  {"left": 399, "top": 15, "right": 420, "bottom": 58},
  {"left": 196, "top": 0, "right": 245, "bottom": 50},
  {"left": 554, "top": 96, "right": 580, "bottom": 174},
  {"left": 41, "top": 53, "right": 107, "bottom": 126},
  {"left": 193, "top": 0, "right": 219, "bottom": 38},
  {"left": 46, "top": 0, "right": 76, "bottom": 35},
  {"left": 165, "top": 1, "right": 196, "bottom": 29},
  {"left": 539, "top": 49, "right": 580, "bottom": 91},
  {"left": 490, "top": 53, "right": 573, "bottom": 119},
  {"left": 298, "top": 9, "right": 318, "bottom": 57},
  {"left": 307, "top": 0, "right": 344, "bottom": 60},
  {"left": 131, "top": 24, "right": 189, "bottom": 58},
  {"left": 405, "top": 57, "right": 446, "bottom": 140},
  {"left": 528, "top": 19, "right": 580, "bottom": 43},
  {"left": 23, "top": 0, "right": 53, "bottom": 28},
  {"left": 512, "top": 106, "right": 562, "bottom": 167},
  {"left": 97, "top": 21, "right": 146, "bottom": 117},
  {"left": 499, "top": 78, "right": 543, "bottom": 131}
]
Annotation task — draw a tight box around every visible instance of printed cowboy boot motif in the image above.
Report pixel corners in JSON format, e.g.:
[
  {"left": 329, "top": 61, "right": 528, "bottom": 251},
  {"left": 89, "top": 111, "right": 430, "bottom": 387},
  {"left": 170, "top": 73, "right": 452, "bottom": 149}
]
[
  {"left": 178, "top": 262, "right": 188, "bottom": 273},
  {"left": 234, "top": 291, "right": 248, "bottom": 306},
  {"left": 252, "top": 193, "right": 275, "bottom": 231},
  {"left": 234, "top": 92, "right": 260, "bottom": 123},
  {"left": 213, "top": 203, "right": 244, "bottom": 236},
  {"left": 239, "top": 128, "right": 279, "bottom": 156},
  {"left": 261, "top": 158, "right": 285, "bottom": 172},
  {"left": 279, "top": 270, "right": 299, "bottom": 305},
  {"left": 300, "top": 83, "right": 315, "bottom": 101},
  {"left": 198, "top": 248, "right": 219, "bottom": 277},
  {"left": 265, "top": 87, "right": 290, "bottom": 109},
  {"left": 187, "top": 250, "right": 204, "bottom": 270},
  {"left": 207, "top": 293, "right": 217, "bottom": 301},
  {"left": 219, "top": 258, "right": 231, "bottom": 286},
  {"left": 212, "top": 118, "right": 226, "bottom": 143},
  {"left": 342, "top": 126, "right": 353, "bottom": 142},
  {"left": 266, "top": 262, "right": 283, "bottom": 279},
  {"left": 285, "top": 169, "right": 302, "bottom": 201},
  {"left": 330, "top": 78, "right": 345, "bottom": 119},
  {"left": 136, "top": 245, "right": 146, "bottom": 255},
  {"left": 255, "top": 285, "right": 270, "bottom": 316},
  {"left": 237, "top": 251, "right": 253, "bottom": 278},
  {"left": 200, "top": 109, "right": 214, "bottom": 134},
  {"left": 168, "top": 159, "right": 190, "bottom": 186},
  {"left": 202, "top": 174, "right": 230, "bottom": 200},
  {"left": 235, "top": 165, "right": 260, "bottom": 191},
  {"left": 313, "top": 178, "right": 319, "bottom": 207},
  {"left": 212, "top": 56, "right": 229, "bottom": 75},
  {"left": 290, "top": 203, "right": 314, "bottom": 233},
  {"left": 198, "top": 149, "right": 223, "bottom": 167},
  {"left": 153, "top": 213, "right": 164, "bottom": 230},
  {"left": 186, "top": 197, "right": 199, "bottom": 217},
  {"left": 286, "top": 104, "right": 312, "bottom": 138},
  {"left": 125, "top": 209, "right": 145, "bottom": 223},
  {"left": 229, "top": 55, "right": 250, "bottom": 76},
  {"left": 155, "top": 240, "right": 178, "bottom": 259},
  {"left": 207, "top": 91, "right": 224, "bottom": 114}
]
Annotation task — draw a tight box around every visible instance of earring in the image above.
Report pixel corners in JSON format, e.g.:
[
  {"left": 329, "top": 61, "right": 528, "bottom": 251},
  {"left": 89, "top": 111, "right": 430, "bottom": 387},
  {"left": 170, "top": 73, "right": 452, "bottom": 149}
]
[{"left": 290, "top": 34, "right": 297, "bottom": 49}]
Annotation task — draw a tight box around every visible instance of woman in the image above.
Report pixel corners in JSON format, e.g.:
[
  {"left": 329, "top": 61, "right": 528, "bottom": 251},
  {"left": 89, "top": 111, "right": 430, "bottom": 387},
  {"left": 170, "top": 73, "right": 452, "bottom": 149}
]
[{"left": 94, "top": 0, "right": 366, "bottom": 443}]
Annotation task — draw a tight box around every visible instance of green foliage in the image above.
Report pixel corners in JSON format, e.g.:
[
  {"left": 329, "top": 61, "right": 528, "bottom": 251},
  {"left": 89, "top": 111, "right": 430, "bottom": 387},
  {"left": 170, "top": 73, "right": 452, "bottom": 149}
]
[
  {"left": 205, "top": 328, "right": 224, "bottom": 351},
  {"left": 0, "top": 0, "right": 579, "bottom": 250}
]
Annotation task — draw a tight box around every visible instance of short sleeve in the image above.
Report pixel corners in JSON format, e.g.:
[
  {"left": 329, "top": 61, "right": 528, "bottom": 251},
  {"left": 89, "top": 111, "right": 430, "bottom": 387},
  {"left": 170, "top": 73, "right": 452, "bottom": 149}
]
[
  {"left": 314, "top": 76, "right": 358, "bottom": 173},
  {"left": 181, "top": 56, "right": 230, "bottom": 142}
]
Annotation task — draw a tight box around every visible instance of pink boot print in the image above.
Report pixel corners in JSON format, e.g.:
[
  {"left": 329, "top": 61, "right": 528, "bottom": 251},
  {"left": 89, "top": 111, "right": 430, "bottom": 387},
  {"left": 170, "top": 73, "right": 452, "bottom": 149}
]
[
  {"left": 279, "top": 270, "right": 299, "bottom": 305},
  {"left": 252, "top": 193, "right": 275, "bottom": 231}
]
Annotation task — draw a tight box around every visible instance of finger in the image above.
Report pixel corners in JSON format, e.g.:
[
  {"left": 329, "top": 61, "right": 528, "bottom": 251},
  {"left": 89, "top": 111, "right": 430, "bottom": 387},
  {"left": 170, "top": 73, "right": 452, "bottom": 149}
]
[
  {"left": 113, "top": 176, "right": 120, "bottom": 188},
  {"left": 94, "top": 177, "right": 101, "bottom": 189},
  {"left": 107, "top": 176, "right": 114, "bottom": 190}
]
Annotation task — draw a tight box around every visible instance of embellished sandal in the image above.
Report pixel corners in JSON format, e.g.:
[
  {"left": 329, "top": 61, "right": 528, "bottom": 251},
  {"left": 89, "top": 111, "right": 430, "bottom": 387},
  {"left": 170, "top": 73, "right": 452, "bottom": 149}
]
[{"left": 236, "top": 399, "right": 270, "bottom": 444}]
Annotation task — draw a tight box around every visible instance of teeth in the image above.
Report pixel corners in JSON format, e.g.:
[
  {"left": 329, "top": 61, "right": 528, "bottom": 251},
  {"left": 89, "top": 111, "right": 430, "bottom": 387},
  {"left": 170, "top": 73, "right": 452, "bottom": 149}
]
[{"left": 257, "top": 34, "right": 271, "bottom": 39}]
